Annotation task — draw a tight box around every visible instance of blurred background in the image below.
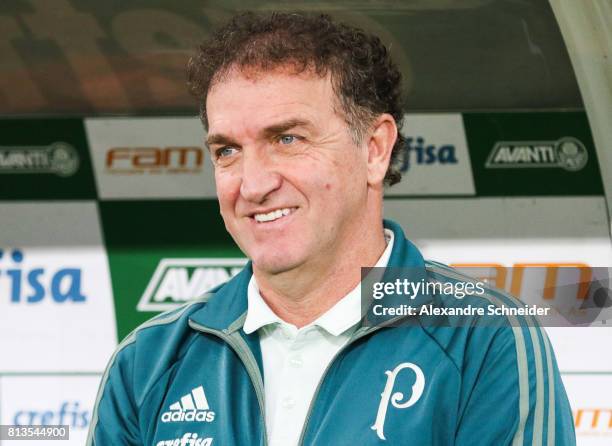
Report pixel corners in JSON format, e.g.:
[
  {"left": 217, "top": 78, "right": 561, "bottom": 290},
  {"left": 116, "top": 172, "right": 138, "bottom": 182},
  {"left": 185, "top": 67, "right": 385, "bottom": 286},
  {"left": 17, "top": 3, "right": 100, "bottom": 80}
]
[{"left": 0, "top": 0, "right": 610, "bottom": 444}]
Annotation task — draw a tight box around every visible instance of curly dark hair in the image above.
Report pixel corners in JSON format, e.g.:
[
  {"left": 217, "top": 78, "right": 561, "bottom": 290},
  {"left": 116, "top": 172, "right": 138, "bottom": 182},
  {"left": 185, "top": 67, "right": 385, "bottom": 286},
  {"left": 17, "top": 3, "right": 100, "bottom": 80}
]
[{"left": 187, "top": 11, "right": 405, "bottom": 186}]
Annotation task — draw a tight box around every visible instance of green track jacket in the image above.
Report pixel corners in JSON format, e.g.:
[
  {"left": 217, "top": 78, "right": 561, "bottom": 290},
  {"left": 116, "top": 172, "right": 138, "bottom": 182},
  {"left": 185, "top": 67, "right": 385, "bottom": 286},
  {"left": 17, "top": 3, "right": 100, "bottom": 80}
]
[{"left": 87, "top": 220, "right": 575, "bottom": 445}]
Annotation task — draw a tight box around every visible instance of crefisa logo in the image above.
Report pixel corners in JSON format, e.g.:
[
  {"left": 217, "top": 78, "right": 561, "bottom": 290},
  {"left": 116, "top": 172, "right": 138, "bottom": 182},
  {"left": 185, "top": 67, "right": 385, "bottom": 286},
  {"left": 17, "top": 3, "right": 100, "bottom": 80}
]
[
  {"left": 485, "top": 137, "right": 588, "bottom": 171},
  {"left": 0, "top": 142, "right": 79, "bottom": 177},
  {"left": 156, "top": 433, "right": 213, "bottom": 446},
  {"left": 13, "top": 401, "right": 90, "bottom": 428},
  {"left": 0, "top": 248, "right": 87, "bottom": 303},
  {"left": 399, "top": 137, "right": 458, "bottom": 173}
]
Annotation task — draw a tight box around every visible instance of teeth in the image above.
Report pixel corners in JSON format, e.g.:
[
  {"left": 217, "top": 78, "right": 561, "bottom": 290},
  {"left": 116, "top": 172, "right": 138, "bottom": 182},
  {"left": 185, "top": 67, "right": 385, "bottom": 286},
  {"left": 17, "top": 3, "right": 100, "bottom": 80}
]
[{"left": 254, "top": 207, "right": 293, "bottom": 223}]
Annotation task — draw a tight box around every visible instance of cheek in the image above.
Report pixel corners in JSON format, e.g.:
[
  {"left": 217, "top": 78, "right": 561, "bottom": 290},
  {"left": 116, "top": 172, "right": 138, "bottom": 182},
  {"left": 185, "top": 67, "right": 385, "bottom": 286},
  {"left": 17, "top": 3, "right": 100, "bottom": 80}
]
[{"left": 215, "top": 172, "right": 241, "bottom": 214}]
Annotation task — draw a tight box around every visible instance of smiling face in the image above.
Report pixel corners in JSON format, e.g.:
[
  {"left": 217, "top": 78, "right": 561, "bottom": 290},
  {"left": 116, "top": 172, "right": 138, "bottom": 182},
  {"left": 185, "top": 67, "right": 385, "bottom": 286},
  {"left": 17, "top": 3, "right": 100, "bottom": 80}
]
[{"left": 206, "top": 67, "right": 374, "bottom": 276}]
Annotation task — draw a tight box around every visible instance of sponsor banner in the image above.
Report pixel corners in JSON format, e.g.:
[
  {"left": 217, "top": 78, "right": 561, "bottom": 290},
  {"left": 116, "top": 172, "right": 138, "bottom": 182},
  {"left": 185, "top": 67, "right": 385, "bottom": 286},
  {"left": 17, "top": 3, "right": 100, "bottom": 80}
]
[
  {"left": 102, "top": 196, "right": 612, "bottom": 365},
  {"left": 99, "top": 200, "right": 242, "bottom": 340},
  {"left": 562, "top": 374, "right": 612, "bottom": 445},
  {"left": 384, "top": 196, "right": 612, "bottom": 371},
  {"left": 137, "top": 258, "right": 246, "bottom": 312},
  {"left": 0, "top": 374, "right": 100, "bottom": 446},
  {"left": 464, "top": 112, "right": 604, "bottom": 196},
  {"left": 0, "top": 119, "right": 97, "bottom": 200},
  {"left": 85, "top": 117, "right": 217, "bottom": 199},
  {"left": 386, "top": 113, "right": 475, "bottom": 196},
  {"left": 0, "top": 202, "right": 117, "bottom": 372},
  {"left": 373, "top": 238, "right": 612, "bottom": 369}
]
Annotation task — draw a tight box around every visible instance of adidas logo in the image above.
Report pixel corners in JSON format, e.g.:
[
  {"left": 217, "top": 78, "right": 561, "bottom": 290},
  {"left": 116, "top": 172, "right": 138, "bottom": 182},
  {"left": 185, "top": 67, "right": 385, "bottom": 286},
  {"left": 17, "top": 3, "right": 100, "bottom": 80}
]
[{"left": 160, "top": 386, "right": 216, "bottom": 423}]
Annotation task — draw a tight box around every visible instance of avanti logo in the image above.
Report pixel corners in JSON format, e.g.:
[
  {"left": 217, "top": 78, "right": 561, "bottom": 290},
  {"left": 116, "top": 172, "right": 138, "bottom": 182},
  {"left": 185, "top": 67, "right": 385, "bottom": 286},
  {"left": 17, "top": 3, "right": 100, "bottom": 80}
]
[
  {"left": 0, "top": 142, "right": 79, "bottom": 177},
  {"left": 0, "top": 248, "right": 87, "bottom": 303},
  {"left": 485, "top": 137, "right": 588, "bottom": 171},
  {"left": 161, "top": 386, "right": 215, "bottom": 423},
  {"left": 137, "top": 258, "right": 246, "bottom": 312},
  {"left": 399, "top": 137, "right": 458, "bottom": 173}
]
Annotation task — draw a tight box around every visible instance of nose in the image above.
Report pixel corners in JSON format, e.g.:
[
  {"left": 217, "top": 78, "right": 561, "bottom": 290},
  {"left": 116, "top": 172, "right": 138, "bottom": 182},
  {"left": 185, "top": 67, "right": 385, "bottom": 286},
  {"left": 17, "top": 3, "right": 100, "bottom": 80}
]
[{"left": 239, "top": 147, "right": 282, "bottom": 203}]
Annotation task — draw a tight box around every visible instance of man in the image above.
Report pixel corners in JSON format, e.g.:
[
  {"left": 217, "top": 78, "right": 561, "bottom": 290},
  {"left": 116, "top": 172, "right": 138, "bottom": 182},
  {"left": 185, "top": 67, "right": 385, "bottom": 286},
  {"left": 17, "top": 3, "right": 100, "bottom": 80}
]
[{"left": 87, "top": 12, "right": 575, "bottom": 446}]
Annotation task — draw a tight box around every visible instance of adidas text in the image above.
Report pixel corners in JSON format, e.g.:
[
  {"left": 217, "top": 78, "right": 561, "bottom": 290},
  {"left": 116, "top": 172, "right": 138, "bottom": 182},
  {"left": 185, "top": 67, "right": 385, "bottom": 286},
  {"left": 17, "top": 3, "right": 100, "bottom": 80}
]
[
  {"left": 161, "top": 386, "right": 216, "bottom": 423},
  {"left": 161, "top": 410, "right": 215, "bottom": 423}
]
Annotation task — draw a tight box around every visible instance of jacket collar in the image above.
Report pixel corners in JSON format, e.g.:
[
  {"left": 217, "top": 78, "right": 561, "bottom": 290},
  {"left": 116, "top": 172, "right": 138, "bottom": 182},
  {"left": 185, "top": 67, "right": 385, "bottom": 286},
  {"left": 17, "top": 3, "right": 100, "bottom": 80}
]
[
  {"left": 189, "top": 219, "right": 427, "bottom": 332},
  {"left": 188, "top": 261, "right": 252, "bottom": 332},
  {"left": 242, "top": 228, "right": 395, "bottom": 336}
]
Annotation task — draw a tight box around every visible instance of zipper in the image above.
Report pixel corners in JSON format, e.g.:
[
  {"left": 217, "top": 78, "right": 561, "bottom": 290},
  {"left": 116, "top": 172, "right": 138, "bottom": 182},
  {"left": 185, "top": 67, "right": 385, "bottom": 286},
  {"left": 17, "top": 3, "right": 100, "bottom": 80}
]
[
  {"left": 296, "top": 325, "right": 383, "bottom": 445},
  {"left": 296, "top": 311, "right": 412, "bottom": 445},
  {"left": 188, "top": 319, "right": 268, "bottom": 446}
]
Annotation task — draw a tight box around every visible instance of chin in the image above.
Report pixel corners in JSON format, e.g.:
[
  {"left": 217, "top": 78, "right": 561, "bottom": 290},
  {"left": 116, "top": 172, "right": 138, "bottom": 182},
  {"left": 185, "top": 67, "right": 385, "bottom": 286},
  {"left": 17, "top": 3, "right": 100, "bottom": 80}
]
[{"left": 250, "top": 249, "right": 303, "bottom": 275}]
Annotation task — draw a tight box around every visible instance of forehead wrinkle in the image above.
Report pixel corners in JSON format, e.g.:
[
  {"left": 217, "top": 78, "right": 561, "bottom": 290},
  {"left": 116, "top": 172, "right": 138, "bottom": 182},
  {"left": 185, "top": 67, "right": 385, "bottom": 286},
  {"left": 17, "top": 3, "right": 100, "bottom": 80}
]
[{"left": 206, "top": 69, "right": 343, "bottom": 145}]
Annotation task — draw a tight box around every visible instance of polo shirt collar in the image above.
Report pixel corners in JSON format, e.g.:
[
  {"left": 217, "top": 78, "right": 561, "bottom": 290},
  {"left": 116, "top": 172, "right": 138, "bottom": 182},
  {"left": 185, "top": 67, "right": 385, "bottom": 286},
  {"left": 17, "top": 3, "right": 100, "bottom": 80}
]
[{"left": 242, "top": 278, "right": 283, "bottom": 334}]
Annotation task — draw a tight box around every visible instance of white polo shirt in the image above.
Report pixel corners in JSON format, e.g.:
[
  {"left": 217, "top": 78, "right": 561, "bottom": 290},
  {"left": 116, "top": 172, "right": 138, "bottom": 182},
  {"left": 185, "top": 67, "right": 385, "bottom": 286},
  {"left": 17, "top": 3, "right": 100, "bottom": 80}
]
[{"left": 243, "top": 230, "right": 394, "bottom": 446}]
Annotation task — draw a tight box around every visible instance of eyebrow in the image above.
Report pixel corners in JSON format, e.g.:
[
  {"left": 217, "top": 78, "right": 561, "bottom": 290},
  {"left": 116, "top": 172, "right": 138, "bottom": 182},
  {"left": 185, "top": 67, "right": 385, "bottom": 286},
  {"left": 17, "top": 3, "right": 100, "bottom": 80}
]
[
  {"left": 206, "top": 133, "right": 239, "bottom": 148},
  {"left": 206, "top": 118, "right": 313, "bottom": 147},
  {"left": 260, "top": 118, "right": 312, "bottom": 138}
]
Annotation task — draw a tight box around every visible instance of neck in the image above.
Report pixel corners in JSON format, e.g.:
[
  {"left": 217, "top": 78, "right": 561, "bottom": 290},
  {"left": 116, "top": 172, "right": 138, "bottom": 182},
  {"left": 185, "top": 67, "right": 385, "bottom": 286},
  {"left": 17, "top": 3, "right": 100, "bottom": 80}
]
[{"left": 253, "top": 206, "right": 387, "bottom": 328}]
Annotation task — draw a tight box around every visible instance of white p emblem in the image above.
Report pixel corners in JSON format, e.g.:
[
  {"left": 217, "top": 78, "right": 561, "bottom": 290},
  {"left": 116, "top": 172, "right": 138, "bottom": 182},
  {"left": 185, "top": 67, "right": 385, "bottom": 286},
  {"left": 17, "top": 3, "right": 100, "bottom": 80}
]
[{"left": 371, "top": 362, "right": 425, "bottom": 440}]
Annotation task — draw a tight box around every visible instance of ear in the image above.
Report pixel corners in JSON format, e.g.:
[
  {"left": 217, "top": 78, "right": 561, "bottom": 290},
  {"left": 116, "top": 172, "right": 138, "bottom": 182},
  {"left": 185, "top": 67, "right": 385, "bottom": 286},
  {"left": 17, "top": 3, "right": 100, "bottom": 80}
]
[{"left": 366, "top": 113, "right": 398, "bottom": 187}]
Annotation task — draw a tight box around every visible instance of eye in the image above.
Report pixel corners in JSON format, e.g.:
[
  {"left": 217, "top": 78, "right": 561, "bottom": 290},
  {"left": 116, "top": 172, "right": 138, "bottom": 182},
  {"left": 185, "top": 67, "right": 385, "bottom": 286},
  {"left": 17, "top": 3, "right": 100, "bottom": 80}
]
[
  {"left": 278, "top": 135, "right": 298, "bottom": 145},
  {"left": 216, "top": 146, "right": 238, "bottom": 158}
]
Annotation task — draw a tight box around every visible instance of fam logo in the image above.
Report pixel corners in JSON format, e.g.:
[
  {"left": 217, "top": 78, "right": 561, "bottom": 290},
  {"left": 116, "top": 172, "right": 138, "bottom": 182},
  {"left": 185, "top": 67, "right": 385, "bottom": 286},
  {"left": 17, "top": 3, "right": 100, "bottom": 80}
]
[
  {"left": 0, "top": 142, "right": 79, "bottom": 177},
  {"left": 372, "top": 362, "right": 425, "bottom": 441},
  {"left": 156, "top": 433, "right": 213, "bottom": 446},
  {"left": 161, "top": 386, "right": 216, "bottom": 423},
  {"left": 450, "top": 263, "right": 612, "bottom": 305},
  {"left": 450, "top": 263, "right": 612, "bottom": 324},
  {"left": 137, "top": 258, "right": 246, "bottom": 312},
  {"left": 105, "top": 146, "right": 204, "bottom": 174},
  {"left": 574, "top": 408, "right": 612, "bottom": 435},
  {"left": 399, "top": 137, "right": 457, "bottom": 173},
  {"left": 485, "top": 137, "right": 588, "bottom": 171},
  {"left": 14, "top": 401, "right": 90, "bottom": 428},
  {"left": 0, "top": 249, "right": 87, "bottom": 303}
]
